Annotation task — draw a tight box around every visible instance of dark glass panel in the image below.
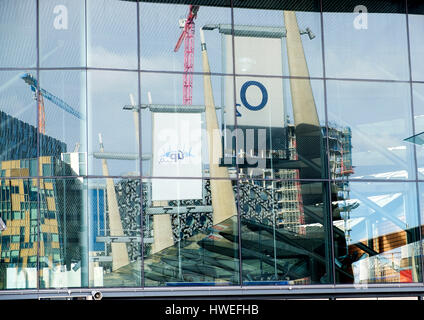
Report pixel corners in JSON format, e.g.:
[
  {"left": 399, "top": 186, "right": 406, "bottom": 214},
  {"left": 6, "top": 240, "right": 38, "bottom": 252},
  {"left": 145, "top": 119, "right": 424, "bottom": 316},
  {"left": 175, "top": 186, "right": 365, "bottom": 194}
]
[
  {"left": 143, "top": 178, "right": 239, "bottom": 286},
  {"left": 239, "top": 180, "right": 332, "bottom": 285},
  {"left": 88, "top": 178, "right": 142, "bottom": 288}
]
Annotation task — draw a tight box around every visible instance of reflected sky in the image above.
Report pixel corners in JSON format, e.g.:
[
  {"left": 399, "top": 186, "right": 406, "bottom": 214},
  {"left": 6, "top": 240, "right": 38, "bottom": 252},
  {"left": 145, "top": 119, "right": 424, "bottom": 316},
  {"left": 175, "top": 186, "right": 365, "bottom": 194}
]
[{"left": 0, "top": 1, "right": 423, "bottom": 179}]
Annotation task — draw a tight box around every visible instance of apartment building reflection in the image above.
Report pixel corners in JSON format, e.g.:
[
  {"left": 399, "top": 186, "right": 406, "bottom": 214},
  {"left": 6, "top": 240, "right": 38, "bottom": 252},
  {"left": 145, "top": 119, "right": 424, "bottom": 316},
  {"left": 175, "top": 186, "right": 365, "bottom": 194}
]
[{"left": 0, "top": 111, "right": 83, "bottom": 289}]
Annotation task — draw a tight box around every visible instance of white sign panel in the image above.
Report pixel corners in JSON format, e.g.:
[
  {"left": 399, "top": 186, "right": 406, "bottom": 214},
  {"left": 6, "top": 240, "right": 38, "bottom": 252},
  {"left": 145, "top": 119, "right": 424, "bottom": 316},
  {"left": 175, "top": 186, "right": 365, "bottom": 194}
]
[
  {"left": 152, "top": 112, "right": 202, "bottom": 201},
  {"left": 224, "top": 35, "right": 285, "bottom": 128}
]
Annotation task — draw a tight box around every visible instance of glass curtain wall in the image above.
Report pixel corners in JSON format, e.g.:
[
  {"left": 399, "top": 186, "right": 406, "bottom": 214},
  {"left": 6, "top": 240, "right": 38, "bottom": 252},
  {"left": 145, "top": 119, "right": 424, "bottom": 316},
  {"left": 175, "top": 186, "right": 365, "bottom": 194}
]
[{"left": 0, "top": 0, "right": 423, "bottom": 291}]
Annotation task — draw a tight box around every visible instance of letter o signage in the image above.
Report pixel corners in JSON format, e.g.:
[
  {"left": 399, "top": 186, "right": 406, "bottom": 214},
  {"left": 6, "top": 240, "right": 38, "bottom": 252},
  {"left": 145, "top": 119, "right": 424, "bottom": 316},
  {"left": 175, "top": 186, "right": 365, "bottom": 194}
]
[{"left": 240, "top": 81, "right": 268, "bottom": 111}]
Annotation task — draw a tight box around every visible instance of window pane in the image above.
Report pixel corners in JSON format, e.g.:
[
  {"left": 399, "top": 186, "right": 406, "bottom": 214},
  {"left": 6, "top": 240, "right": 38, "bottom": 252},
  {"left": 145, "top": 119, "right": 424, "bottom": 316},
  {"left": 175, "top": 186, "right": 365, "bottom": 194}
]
[
  {"left": 233, "top": 9, "right": 323, "bottom": 77},
  {"left": 327, "top": 80, "right": 415, "bottom": 180},
  {"left": 0, "top": 71, "right": 38, "bottom": 177},
  {"left": 0, "top": 0, "right": 36, "bottom": 67},
  {"left": 143, "top": 178, "right": 239, "bottom": 286},
  {"left": 0, "top": 179, "right": 37, "bottom": 289},
  {"left": 39, "top": 71, "right": 87, "bottom": 177},
  {"left": 139, "top": 1, "right": 231, "bottom": 74},
  {"left": 409, "top": 1, "right": 424, "bottom": 81},
  {"left": 87, "top": 0, "right": 138, "bottom": 69},
  {"left": 239, "top": 180, "right": 332, "bottom": 285},
  {"left": 39, "top": 178, "right": 87, "bottom": 289},
  {"left": 39, "top": 0, "right": 86, "bottom": 68},
  {"left": 88, "top": 178, "right": 141, "bottom": 288},
  {"left": 88, "top": 70, "right": 139, "bottom": 176},
  {"left": 323, "top": 3, "right": 409, "bottom": 81},
  {"left": 333, "top": 181, "right": 422, "bottom": 284},
  {"left": 231, "top": 78, "right": 326, "bottom": 179}
]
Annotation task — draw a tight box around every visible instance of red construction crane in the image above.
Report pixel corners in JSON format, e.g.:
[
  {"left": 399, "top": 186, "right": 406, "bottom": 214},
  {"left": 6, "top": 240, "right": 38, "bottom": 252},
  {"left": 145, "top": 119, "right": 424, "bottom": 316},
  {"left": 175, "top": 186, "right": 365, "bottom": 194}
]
[{"left": 174, "top": 5, "right": 199, "bottom": 105}]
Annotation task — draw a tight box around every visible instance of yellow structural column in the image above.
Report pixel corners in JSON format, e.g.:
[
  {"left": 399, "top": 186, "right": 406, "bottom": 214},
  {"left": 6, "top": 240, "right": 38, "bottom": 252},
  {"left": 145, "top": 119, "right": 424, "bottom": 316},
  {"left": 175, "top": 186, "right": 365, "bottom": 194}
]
[
  {"left": 98, "top": 134, "right": 129, "bottom": 271},
  {"left": 284, "top": 10, "right": 320, "bottom": 128},
  {"left": 200, "top": 29, "right": 237, "bottom": 225}
]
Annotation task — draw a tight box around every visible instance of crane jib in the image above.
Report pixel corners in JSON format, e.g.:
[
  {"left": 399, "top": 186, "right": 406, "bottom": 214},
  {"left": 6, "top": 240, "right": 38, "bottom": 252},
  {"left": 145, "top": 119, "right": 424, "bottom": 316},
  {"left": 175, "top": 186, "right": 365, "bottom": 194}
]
[{"left": 21, "top": 73, "right": 84, "bottom": 120}]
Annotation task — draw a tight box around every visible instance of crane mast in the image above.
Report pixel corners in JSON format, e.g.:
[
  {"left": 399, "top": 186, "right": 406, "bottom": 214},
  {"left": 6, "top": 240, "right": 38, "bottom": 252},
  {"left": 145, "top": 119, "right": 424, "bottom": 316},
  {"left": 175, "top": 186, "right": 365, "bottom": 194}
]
[{"left": 174, "top": 5, "right": 199, "bottom": 105}]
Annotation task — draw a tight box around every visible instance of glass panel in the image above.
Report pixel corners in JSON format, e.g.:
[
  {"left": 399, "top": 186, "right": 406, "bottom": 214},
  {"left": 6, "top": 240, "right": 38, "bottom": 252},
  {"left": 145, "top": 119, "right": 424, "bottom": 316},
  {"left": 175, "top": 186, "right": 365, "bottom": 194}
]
[
  {"left": 231, "top": 78, "right": 326, "bottom": 180},
  {"left": 39, "top": 71, "right": 87, "bottom": 177},
  {"left": 327, "top": 80, "right": 415, "bottom": 180},
  {"left": 88, "top": 70, "right": 139, "bottom": 177},
  {"left": 0, "top": 71, "right": 38, "bottom": 177},
  {"left": 333, "top": 181, "right": 422, "bottom": 284},
  {"left": 233, "top": 9, "right": 323, "bottom": 77},
  {"left": 140, "top": 72, "right": 236, "bottom": 178},
  {"left": 0, "top": 178, "right": 37, "bottom": 289},
  {"left": 39, "top": 177, "right": 87, "bottom": 289},
  {"left": 88, "top": 178, "right": 141, "bottom": 288},
  {"left": 143, "top": 178, "right": 239, "bottom": 286},
  {"left": 139, "top": 1, "right": 231, "bottom": 74},
  {"left": 412, "top": 84, "right": 424, "bottom": 179},
  {"left": 0, "top": 0, "right": 36, "bottom": 67},
  {"left": 409, "top": 0, "right": 424, "bottom": 81},
  {"left": 39, "top": 0, "right": 86, "bottom": 68},
  {"left": 239, "top": 180, "right": 332, "bottom": 285},
  {"left": 323, "top": 2, "right": 409, "bottom": 81},
  {"left": 87, "top": 0, "right": 138, "bottom": 69}
]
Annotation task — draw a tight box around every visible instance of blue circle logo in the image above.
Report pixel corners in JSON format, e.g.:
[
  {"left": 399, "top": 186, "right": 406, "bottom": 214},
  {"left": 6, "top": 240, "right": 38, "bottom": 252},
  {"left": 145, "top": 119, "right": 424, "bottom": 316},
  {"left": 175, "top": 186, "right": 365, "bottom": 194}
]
[{"left": 240, "top": 81, "right": 268, "bottom": 111}]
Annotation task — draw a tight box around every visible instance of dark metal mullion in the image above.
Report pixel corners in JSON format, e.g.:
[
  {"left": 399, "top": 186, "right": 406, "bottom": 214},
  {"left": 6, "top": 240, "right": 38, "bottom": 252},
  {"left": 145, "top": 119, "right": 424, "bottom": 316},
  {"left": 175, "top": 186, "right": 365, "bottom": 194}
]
[
  {"left": 319, "top": 0, "right": 336, "bottom": 285},
  {"left": 405, "top": 0, "right": 424, "bottom": 284},
  {"left": 230, "top": 0, "right": 243, "bottom": 287},
  {"left": 35, "top": 0, "right": 41, "bottom": 293},
  {"left": 136, "top": 0, "right": 145, "bottom": 289}
]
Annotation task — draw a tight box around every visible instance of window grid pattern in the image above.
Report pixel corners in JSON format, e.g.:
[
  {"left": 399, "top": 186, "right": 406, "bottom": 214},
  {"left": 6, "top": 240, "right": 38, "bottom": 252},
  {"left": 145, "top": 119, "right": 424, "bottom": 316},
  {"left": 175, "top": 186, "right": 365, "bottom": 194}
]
[{"left": 0, "top": 0, "right": 423, "bottom": 291}]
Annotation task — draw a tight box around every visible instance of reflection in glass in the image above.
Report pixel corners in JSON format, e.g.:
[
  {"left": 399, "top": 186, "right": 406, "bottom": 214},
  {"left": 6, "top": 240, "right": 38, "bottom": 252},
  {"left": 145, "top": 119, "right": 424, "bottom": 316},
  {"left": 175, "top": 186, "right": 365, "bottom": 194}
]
[
  {"left": 39, "top": 71, "right": 87, "bottom": 177},
  {"left": 0, "top": 1, "right": 36, "bottom": 67},
  {"left": 231, "top": 78, "right": 326, "bottom": 180},
  {"left": 139, "top": 2, "right": 231, "bottom": 73},
  {"left": 0, "top": 72, "right": 39, "bottom": 177},
  {"left": 39, "top": 178, "right": 87, "bottom": 289},
  {"left": 0, "top": 179, "right": 38, "bottom": 289},
  {"left": 143, "top": 178, "right": 239, "bottom": 286},
  {"left": 88, "top": 70, "right": 139, "bottom": 177},
  {"left": 239, "top": 180, "right": 332, "bottom": 285},
  {"left": 323, "top": 10, "right": 409, "bottom": 80},
  {"left": 87, "top": 0, "right": 138, "bottom": 69},
  {"left": 39, "top": 0, "right": 86, "bottom": 68},
  {"left": 327, "top": 80, "right": 415, "bottom": 180},
  {"left": 412, "top": 84, "right": 424, "bottom": 179},
  {"left": 333, "top": 182, "right": 422, "bottom": 284},
  {"left": 232, "top": 9, "right": 322, "bottom": 77},
  {"left": 409, "top": 1, "right": 424, "bottom": 81},
  {"left": 88, "top": 178, "right": 141, "bottom": 288},
  {"left": 140, "top": 72, "right": 235, "bottom": 178}
]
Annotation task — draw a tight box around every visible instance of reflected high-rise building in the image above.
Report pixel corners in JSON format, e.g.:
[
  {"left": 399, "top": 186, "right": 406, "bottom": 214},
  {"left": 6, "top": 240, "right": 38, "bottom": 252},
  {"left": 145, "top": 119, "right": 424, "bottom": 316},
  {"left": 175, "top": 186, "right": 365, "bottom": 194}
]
[{"left": 0, "top": 111, "right": 83, "bottom": 289}]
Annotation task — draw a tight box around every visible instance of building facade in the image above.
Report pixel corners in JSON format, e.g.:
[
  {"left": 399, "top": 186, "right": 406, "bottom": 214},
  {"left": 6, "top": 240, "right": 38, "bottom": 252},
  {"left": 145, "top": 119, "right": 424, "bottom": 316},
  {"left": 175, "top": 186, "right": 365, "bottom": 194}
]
[{"left": 1, "top": 0, "right": 424, "bottom": 299}]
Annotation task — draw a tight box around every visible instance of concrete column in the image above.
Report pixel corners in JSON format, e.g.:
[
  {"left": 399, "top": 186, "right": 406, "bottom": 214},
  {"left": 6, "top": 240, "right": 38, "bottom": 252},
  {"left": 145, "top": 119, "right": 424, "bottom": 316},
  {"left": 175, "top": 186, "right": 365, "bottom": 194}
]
[
  {"left": 200, "top": 29, "right": 237, "bottom": 224},
  {"left": 151, "top": 111, "right": 174, "bottom": 254},
  {"left": 284, "top": 11, "right": 322, "bottom": 179},
  {"left": 284, "top": 10, "right": 320, "bottom": 129},
  {"left": 98, "top": 134, "right": 130, "bottom": 271}
]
